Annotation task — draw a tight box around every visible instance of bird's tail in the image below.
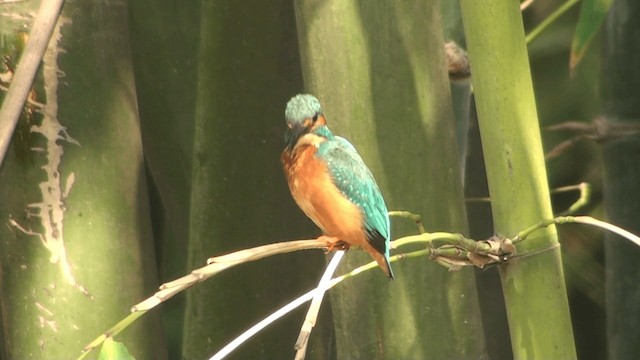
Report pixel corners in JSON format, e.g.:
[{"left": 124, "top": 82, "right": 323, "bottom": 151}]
[
  {"left": 360, "top": 241, "right": 395, "bottom": 280},
  {"left": 372, "top": 251, "right": 395, "bottom": 280}
]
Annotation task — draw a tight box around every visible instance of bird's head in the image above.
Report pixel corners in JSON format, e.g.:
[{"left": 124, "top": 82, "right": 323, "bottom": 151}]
[{"left": 284, "top": 94, "right": 331, "bottom": 152}]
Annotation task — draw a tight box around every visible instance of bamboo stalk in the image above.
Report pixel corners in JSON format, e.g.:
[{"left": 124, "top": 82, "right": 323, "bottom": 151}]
[
  {"left": 293, "top": 0, "right": 486, "bottom": 357},
  {"left": 459, "top": 0, "right": 577, "bottom": 358}
]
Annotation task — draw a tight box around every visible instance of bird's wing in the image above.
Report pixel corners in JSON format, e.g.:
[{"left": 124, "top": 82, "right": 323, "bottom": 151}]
[{"left": 316, "top": 136, "right": 390, "bottom": 256}]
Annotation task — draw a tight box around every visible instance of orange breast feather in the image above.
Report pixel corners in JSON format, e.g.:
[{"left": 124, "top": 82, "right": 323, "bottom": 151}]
[{"left": 282, "top": 144, "right": 368, "bottom": 248}]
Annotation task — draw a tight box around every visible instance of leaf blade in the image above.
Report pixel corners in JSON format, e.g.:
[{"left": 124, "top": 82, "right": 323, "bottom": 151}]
[
  {"left": 570, "top": 0, "right": 614, "bottom": 70},
  {"left": 98, "top": 338, "right": 135, "bottom": 360}
]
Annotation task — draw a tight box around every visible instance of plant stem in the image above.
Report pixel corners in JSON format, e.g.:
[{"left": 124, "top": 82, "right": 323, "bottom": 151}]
[
  {"left": 459, "top": 0, "right": 577, "bottom": 358},
  {"left": 525, "top": 0, "right": 581, "bottom": 45}
]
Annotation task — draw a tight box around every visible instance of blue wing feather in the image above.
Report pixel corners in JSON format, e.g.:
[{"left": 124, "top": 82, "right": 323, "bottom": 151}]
[{"left": 316, "top": 136, "right": 390, "bottom": 257}]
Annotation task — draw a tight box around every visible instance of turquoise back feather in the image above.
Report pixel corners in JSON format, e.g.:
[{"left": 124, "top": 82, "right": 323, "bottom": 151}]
[{"left": 315, "top": 131, "right": 391, "bottom": 259}]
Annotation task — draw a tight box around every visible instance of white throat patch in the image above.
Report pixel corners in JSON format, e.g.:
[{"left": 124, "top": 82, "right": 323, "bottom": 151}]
[{"left": 295, "top": 133, "right": 325, "bottom": 150}]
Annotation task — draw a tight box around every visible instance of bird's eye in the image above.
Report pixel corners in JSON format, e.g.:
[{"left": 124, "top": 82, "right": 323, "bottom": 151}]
[{"left": 312, "top": 114, "right": 319, "bottom": 123}]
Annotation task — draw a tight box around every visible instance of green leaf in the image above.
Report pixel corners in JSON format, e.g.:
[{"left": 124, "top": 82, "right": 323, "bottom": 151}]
[
  {"left": 570, "top": 0, "right": 613, "bottom": 70},
  {"left": 98, "top": 338, "right": 135, "bottom": 360}
]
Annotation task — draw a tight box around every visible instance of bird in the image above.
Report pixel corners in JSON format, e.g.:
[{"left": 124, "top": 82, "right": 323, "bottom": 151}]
[{"left": 281, "top": 94, "right": 394, "bottom": 279}]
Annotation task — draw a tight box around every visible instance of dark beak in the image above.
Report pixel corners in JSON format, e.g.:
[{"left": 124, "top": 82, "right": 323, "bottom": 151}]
[{"left": 284, "top": 122, "right": 307, "bottom": 152}]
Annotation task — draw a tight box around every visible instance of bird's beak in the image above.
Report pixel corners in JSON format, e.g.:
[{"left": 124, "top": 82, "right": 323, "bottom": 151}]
[{"left": 284, "top": 122, "right": 307, "bottom": 152}]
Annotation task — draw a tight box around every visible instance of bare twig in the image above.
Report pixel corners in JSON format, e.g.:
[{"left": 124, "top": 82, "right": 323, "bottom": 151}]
[
  {"left": 0, "top": 84, "right": 46, "bottom": 109},
  {"left": 78, "top": 213, "right": 640, "bottom": 359},
  {"left": 546, "top": 117, "right": 640, "bottom": 160},
  {"left": 550, "top": 182, "right": 591, "bottom": 215},
  {"left": 388, "top": 210, "right": 426, "bottom": 234},
  {"left": 78, "top": 238, "right": 329, "bottom": 359},
  {"left": 294, "top": 251, "right": 344, "bottom": 360},
  {"left": 136, "top": 239, "right": 329, "bottom": 311},
  {"left": 466, "top": 182, "right": 591, "bottom": 216},
  {"left": 208, "top": 217, "right": 640, "bottom": 359},
  {"left": 514, "top": 216, "right": 640, "bottom": 248},
  {"left": 525, "top": 0, "right": 581, "bottom": 45},
  {"left": 210, "top": 248, "right": 431, "bottom": 360},
  {"left": 0, "top": 0, "right": 65, "bottom": 167},
  {"left": 572, "top": 216, "right": 640, "bottom": 248}
]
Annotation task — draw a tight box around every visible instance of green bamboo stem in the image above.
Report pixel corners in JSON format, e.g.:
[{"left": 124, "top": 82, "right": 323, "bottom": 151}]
[
  {"left": 0, "top": 1, "right": 165, "bottom": 358},
  {"left": 294, "top": 0, "right": 486, "bottom": 357},
  {"left": 459, "top": 0, "right": 577, "bottom": 358}
]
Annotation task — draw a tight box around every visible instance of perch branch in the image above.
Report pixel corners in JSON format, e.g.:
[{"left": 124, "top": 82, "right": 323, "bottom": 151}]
[
  {"left": 78, "top": 212, "right": 640, "bottom": 359},
  {"left": 210, "top": 249, "right": 429, "bottom": 360},
  {"left": 77, "top": 238, "right": 328, "bottom": 359}
]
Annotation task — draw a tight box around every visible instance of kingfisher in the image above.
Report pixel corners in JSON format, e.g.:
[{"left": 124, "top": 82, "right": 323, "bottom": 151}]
[{"left": 281, "top": 94, "right": 394, "bottom": 279}]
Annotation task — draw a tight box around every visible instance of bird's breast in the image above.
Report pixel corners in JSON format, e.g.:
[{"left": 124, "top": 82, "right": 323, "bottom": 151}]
[{"left": 282, "top": 145, "right": 366, "bottom": 245}]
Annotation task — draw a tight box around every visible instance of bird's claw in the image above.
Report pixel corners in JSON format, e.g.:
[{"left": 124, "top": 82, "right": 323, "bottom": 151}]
[{"left": 319, "top": 235, "right": 350, "bottom": 253}]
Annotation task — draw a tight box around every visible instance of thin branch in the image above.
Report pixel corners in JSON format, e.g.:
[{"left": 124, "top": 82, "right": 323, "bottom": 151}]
[
  {"left": 78, "top": 238, "right": 328, "bottom": 359},
  {"left": 551, "top": 182, "right": 591, "bottom": 215},
  {"left": 0, "top": 84, "right": 46, "bottom": 109},
  {"left": 466, "top": 182, "right": 591, "bottom": 216},
  {"left": 138, "top": 239, "right": 328, "bottom": 310},
  {"left": 209, "top": 250, "right": 420, "bottom": 360},
  {"left": 525, "top": 0, "right": 581, "bottom": 45},
  {"left": 546, "top": 117, "right": 640, "bottom": 159},
  {"left": 0, "top": 0, "right": 65, "bottom": 167},
  {"left": 514, "top": 216, "right": 640, "bottom": 248},
  {"left": 209, "top": 284, "right": 319, "bottom": 360},
  {"left": 388, "top": 210, "right": 426, "bottom": 234},
  {"left": 77, "top": 312, "right": 147, "bottom": 360},
  {"left": 77, "top": 233, "right": 452, "bottom": 359},
  {"left": 294, "top": 251, "right": 344, "bottom": 360},
  {"left": 572, "top": 216, "right": 640, "bottom": 248},
  {"left": 78, "top": 214, "right": 640, "bottom": 359}
]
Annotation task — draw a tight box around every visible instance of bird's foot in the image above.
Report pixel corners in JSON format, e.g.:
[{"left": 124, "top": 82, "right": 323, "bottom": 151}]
[{"left": 319, "top": 235, "right": 350, "bottom": 253}]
